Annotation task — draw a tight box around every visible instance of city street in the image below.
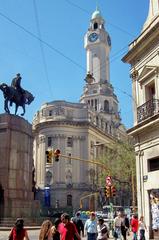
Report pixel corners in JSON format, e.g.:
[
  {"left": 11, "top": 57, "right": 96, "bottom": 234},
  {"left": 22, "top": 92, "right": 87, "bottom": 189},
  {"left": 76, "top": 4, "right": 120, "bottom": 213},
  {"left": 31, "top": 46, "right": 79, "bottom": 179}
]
[{"left": 0, "top": 229, "right": 133, "bottom": 240}]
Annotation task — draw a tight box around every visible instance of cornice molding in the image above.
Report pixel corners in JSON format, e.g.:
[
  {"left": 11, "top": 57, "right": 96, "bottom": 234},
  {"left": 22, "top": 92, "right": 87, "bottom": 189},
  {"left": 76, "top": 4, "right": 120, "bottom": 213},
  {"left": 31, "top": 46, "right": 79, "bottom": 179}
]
[{"left": 122, "top": 21, "right": 159, "bottom": 63}]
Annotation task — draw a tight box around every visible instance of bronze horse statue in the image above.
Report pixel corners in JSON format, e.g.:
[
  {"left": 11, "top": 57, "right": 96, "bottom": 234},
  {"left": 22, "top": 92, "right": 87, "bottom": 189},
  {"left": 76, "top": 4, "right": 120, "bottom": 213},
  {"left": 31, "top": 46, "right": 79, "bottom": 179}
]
[{"left": 0, "top": 83, "right": 34, "bottom": 116}]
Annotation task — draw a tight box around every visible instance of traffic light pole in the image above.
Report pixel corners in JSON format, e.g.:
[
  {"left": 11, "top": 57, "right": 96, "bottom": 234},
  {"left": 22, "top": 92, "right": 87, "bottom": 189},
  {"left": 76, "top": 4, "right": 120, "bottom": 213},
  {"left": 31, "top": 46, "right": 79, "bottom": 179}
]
[
  {"left": 60, "top": 154, "right": 110, "bottom": 173},
  {"left": 79, "top": 192, "right": 99, "bottom": 209}
]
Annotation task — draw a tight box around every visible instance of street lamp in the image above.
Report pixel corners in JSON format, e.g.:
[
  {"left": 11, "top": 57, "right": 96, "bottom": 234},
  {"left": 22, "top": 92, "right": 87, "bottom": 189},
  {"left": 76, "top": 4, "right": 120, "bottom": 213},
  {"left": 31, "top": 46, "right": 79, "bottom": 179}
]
[{"left": 84, "top": 72, "right": 95, "bottom": 84}]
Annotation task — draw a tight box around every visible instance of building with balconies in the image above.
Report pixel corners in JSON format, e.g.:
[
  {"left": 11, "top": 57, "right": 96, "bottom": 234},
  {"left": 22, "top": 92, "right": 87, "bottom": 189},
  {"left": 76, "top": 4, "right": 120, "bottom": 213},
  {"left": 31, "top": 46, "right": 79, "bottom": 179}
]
[{"left": 122, "top": 1, "right": 159, "bottom": 239}]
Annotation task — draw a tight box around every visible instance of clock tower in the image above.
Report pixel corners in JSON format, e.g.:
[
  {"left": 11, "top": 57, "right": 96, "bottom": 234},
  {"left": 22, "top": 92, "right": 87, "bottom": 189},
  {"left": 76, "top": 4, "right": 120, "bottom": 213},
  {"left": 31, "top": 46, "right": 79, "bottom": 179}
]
[
  {"left": 80, "top": 9, "right": 124, "bottom": 138},
  {"left": 84, "top": 8, "right": 111, "bottom": 83}
]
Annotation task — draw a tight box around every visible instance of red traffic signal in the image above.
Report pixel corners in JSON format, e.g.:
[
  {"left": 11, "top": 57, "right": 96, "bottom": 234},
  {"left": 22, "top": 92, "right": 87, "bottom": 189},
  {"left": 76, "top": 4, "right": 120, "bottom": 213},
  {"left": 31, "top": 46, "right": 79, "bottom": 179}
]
[
  {"left": 54, "top": 149, "right": 61, "bottom": 162},
  {"left": 111, "top": 185, "right": 116, "bottom": 197}
]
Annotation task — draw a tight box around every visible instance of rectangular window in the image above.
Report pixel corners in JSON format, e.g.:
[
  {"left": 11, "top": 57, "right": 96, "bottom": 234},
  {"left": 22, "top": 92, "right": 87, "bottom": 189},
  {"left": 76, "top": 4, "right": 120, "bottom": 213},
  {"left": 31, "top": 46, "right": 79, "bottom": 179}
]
[
  {"left": 48, "top": 137, "right": 52, "bottom": 147},
  {"left": 49, "top": 110, "right": 52, "bottom": 116},
  {"left": 145, "top": 81, "right": 155, "bottom": 101},
  {"left": 148, "top": 157, "right": 159, "bottom": 172},
  {"left": 67, "top": 137, "right": 73, "bottom": 147}
]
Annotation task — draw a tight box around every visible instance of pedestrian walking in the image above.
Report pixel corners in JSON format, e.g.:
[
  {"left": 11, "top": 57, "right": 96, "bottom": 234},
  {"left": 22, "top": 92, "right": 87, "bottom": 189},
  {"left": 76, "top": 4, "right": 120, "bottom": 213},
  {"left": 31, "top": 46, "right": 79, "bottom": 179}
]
[
  {"left": 39, "top": 219, "right": 53, "bottom": 240},
  {"left": 58, "top": 213, "right": 81, "bottom": 240},
  {"left": 121, "top": 213, "right": 130, "bottom": 240},
  {"left": 97, "top": 217, "right": 108, "bottom": 240},
  {"left": 51, "top": 218, "right": 61, "bottom": 240},
  {"left": 84, "top": 212, "right": 98, "bottom": 240},
  {"left": 8, "top": 218, "right": 29, "bottom": 240},
  {"left": 138, "top": 216, "right": 147, "bottom": 240},
  {"left": 130, "top": 214, "right": 138, "bottom": 240},
  {"left": 72, "top": 212, "right": 84, "bottom": 239},
  {"left": 113, "top": 212, "right": 122, "bottom": 240}
]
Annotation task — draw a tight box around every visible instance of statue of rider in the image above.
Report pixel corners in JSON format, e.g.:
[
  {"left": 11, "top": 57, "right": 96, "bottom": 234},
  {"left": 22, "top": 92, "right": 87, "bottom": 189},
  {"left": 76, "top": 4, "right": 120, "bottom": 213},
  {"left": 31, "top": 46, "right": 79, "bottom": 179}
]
[
  {"left": 11, "top": 73, "right": 25, "bottom": 105},
  {"left": 11, "top": 73, "right": 23, "bottom": 92}
]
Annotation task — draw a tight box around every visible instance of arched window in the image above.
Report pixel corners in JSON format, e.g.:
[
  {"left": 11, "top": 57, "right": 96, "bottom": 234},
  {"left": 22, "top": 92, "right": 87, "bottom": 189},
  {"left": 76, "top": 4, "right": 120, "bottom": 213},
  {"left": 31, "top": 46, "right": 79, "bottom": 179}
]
[
  {"left": 101, "top": 119, "right": 103, "bottom": 129},
  {"left": 94, "top": 22, "right": 98, "bottom": 29},
  {"left": 104, "top": 100, "right": 109, "bottom": 112},
  {"left": 96, "top": 116, "right": 99, "bottom": 126},
  {"left": 105, "top": 122, "right": 108, "bottom": 132},
  {"left": 67, "top": 194, "right": 72, "bottom": 206},
  {"left": 95, "top": 99, "right": 98, "bottom": 111}
]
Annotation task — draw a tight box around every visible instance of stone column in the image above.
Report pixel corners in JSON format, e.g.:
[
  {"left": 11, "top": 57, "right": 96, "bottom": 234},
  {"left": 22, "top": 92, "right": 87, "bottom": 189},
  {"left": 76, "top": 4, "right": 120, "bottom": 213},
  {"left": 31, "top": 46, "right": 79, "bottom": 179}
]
[
  {"left": 130, "top": 69, "right": 139, "bottom": 125},
  {"left": 37, "top": 135, "right": 46, "bottom": 188}
]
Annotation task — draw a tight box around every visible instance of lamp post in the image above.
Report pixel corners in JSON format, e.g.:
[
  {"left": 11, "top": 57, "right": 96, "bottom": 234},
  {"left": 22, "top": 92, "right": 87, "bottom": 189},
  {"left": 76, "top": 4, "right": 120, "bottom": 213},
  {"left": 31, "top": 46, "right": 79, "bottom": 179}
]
[
  {"left": 84, "top": 72, "right": 95, "bottom": 84},
  {"left": 131, "top": 169, "right": 136, "bottom": 213}
]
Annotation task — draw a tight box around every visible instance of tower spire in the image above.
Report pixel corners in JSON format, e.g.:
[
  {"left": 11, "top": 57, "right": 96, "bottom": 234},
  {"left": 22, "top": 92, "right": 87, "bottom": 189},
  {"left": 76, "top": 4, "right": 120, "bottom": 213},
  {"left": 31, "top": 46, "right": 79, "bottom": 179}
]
[
  {"left": 96, "top": 1, "right": 99, "bottom": 11},
  {"left": 142, "top": 0, "right": 159, "bottom": 31}
]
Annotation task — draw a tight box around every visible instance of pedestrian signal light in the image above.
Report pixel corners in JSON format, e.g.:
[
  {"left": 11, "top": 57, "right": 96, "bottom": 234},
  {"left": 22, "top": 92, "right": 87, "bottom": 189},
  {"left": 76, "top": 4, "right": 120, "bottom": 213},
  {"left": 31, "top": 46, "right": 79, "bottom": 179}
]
[
  {"left": 45, "top": 150, "right": 53, "bottom": 164},
  {"left": 54, "top": 149, "right": 61, "bottom": 162},
  {"left": 105, "top": 186, "right": 111, "bottom": 198},
  {"left": 111, "top": 186, "right": 116, "bottom": 197}
]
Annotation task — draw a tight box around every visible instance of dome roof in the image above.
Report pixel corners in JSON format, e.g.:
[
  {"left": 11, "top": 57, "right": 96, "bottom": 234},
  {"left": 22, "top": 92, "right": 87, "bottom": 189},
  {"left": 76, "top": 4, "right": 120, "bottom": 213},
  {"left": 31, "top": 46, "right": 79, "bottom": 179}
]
[{"left": 91, "top": 9, "right": 102, "bottom": 20}]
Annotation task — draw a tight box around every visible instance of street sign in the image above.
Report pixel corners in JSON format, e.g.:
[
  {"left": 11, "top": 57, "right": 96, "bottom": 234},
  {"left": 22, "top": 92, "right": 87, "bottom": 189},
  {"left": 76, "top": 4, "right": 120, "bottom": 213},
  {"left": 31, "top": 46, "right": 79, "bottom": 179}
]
[{"left": 106, "top": 176, "right": 112, "bottom": 186}]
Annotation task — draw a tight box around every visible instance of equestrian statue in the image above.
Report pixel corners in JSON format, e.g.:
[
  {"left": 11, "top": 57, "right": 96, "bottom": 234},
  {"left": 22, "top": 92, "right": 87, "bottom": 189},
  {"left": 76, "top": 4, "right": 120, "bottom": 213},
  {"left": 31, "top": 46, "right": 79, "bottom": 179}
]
[{"left": 0, "top": 73, "right": 34, "bottom": 116}]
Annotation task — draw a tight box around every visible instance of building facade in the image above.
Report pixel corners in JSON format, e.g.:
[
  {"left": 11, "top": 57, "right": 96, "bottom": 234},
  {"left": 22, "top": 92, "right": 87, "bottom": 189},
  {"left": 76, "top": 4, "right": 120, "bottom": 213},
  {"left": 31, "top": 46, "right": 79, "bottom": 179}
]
[
  {"left": 122, "top": 0, "right": 159, "bottom": 239},
  {"left": 33, "top": 9, "right": 126, "bottom": 211}
]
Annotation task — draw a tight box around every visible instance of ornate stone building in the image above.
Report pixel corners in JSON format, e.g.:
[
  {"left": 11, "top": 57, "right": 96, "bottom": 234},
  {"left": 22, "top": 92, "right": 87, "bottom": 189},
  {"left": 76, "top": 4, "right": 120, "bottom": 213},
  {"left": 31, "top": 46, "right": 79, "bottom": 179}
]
[
  {"left": 122, "top": 0, "right": 159, "bottom": 239},
  {"left": 33, "top": 9, "right": 126, "bottom": 211}
]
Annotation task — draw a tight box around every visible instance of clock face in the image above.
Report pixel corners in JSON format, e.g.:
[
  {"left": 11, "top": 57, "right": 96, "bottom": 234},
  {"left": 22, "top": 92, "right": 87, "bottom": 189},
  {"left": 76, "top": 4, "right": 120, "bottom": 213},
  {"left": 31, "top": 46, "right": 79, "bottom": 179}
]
[
  {"left": 107, "top": 35, "right": 111, "bottom": 46},
  {"left": 88, "top": 32, "right": 99, "bottom": 42}
]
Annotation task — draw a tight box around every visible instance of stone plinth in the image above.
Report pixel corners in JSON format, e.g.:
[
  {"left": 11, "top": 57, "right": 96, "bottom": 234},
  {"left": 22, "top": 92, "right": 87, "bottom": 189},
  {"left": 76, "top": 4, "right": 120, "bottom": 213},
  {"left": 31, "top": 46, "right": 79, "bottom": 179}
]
[{"left": 0, "top": 114, "right": 34, "bottom": 218}]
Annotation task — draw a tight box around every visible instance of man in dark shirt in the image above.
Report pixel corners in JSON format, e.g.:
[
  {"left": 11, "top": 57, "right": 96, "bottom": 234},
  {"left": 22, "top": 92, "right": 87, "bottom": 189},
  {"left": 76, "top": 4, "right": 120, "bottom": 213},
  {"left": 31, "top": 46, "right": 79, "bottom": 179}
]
[
  {"left": 72, "top": 212, "right": 84, "bottom": 239},
  {"left": 121, "top": 214, "right": 130, "bottom": 240}
]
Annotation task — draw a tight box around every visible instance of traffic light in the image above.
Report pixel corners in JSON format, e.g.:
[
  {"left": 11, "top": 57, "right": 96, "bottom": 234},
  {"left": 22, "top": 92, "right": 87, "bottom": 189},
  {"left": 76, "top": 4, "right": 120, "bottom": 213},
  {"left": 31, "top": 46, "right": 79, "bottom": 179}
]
[
  {"left": 54, "top": 149, "right": 61, "bottom": 162},
  {"left": 111, "top": 185, "right": 116, "bottom": 197},
  {"left": 105, "top": 186, "right": 111, "bottom": 198},
  {"left": 45, "top": 150, "right": 53, "bottom": 163}
]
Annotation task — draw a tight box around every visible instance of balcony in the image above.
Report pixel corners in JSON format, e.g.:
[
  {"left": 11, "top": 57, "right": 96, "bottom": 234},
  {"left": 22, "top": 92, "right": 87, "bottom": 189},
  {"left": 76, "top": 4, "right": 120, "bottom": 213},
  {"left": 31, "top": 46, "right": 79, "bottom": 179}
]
[{"left": 137, "top": 99, "right": 159, "bottom": 123}]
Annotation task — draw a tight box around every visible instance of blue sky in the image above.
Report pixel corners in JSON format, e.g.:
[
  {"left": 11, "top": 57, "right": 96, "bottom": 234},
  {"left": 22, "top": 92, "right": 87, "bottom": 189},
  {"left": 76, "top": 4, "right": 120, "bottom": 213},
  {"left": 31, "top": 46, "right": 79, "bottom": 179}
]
[{"left": 0, "top": 0, "right": 149, "bottom": 129}]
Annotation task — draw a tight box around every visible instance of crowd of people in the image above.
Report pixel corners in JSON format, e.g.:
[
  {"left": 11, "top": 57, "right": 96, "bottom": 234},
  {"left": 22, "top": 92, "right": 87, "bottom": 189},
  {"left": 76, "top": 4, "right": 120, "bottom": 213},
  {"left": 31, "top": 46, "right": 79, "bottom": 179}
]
[
  {"left": 8, "top": 211, "right": 147, "bottom": 240},
  {"left": 113, "top": 212, "right": 147, "bottom": 240}
]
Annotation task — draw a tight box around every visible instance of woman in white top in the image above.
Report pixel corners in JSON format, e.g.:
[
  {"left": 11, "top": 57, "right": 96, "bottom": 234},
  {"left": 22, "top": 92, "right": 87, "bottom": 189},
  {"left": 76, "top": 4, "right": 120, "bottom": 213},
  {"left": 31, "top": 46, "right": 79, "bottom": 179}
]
[
  {"left": 97, "top": 218, "right": 108, "bottom": 240},
  {"left": 138, "top": 216, "right": 147, "bottom": 240}
]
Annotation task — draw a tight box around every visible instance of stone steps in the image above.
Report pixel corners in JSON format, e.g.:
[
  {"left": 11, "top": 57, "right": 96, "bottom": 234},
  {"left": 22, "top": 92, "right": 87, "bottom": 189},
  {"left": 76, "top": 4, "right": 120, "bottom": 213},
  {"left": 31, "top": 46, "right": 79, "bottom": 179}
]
[{"left": 0, "top": 217, "right": 45, "bottom": 227}]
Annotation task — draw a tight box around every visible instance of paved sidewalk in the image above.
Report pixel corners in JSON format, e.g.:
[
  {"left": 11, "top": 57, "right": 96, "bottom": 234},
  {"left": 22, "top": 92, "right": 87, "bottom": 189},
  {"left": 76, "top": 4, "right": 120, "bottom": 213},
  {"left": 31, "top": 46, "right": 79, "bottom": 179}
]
[{"left": 0, "top": 228, "right": 133, "bottom": 240}]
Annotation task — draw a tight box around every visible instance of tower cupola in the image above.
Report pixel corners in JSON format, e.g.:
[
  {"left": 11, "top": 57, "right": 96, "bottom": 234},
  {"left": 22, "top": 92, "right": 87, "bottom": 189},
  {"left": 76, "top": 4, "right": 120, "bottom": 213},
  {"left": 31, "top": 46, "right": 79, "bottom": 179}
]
[
  {"left": 91, "top": 8, "right": 103, "bottom": 20},
  {"left": 90, "top": 8, "right": 105, "bottom": 31}
]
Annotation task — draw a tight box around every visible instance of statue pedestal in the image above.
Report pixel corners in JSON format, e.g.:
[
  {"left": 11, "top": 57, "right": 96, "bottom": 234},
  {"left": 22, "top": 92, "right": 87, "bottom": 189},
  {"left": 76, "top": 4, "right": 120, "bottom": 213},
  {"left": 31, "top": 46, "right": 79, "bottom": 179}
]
[{"left": 0, "top": 114, "right": 35, "bottom": 218}]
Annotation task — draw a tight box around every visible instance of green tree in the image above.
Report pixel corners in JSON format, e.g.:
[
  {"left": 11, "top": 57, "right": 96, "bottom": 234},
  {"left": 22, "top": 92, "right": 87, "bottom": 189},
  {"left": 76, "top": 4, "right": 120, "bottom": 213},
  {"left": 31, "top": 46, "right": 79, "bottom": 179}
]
[{"left": 99, "top": 141, "right": 136, "bottom": 207}]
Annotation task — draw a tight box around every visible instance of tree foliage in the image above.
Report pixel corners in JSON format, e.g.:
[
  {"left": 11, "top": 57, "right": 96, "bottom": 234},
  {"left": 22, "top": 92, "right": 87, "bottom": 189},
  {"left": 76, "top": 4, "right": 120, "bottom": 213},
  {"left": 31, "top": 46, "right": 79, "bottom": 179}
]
[{"left": 99, "top": 140, "right": 136, "bottom": 188}]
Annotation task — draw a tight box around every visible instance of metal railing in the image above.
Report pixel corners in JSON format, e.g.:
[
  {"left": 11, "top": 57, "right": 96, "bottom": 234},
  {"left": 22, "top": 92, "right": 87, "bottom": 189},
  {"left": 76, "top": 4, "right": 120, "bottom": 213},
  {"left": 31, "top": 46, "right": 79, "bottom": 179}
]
[{"left": 137, "top": 99, "right": 159, "bottom": 123}]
